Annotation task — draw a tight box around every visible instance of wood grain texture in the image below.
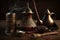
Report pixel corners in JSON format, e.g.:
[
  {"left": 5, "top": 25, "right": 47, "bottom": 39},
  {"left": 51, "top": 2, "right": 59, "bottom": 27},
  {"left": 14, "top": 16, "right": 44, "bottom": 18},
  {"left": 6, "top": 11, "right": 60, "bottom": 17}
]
[{"left": 0, "top": 20, "right": 60, "bottom": 40}]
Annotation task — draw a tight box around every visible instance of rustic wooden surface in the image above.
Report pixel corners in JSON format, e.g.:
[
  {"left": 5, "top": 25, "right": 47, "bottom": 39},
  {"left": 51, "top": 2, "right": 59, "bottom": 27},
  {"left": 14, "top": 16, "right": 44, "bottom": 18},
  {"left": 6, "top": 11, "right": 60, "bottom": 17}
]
[{"left": 0, "top": 20, "right": 60, "bottom": 40}]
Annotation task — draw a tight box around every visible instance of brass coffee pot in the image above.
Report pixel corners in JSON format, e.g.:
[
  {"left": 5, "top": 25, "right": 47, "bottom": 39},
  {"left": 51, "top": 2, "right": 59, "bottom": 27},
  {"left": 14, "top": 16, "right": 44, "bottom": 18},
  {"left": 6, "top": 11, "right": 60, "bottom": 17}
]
[
  {"left": 22, "top": 2, "right": 36, "bottom": 31},
  {"left": 42, "top": 9, "right": 58, "bottom": 31}
]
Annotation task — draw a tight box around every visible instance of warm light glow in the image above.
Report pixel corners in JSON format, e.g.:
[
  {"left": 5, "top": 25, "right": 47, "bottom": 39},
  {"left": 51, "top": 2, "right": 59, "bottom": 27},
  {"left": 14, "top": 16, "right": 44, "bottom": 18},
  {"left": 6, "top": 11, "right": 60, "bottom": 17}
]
[
  {"left": 47, "top": 9, "right": 50, "bottom": 14},
  {"left": 25, "top": 18, "right": 36, "bottom": 27},
  {"left": 17, "top": 30, "right": 25, "bottom": 33},
  {"left": 29, "top": 8, "right": 33, "bottom": 13},
  {"left": 47, "top": 9, "right": 54, "bottom": 24},
  {"left": 13, "top": 13, "right": 16, "bottom": 18},
  {"left": 6, "top": 13, "right": 11, "bottom": 16},
  {"left": 12, "top": 13, "right": 16, "bottom": 24},
  {"left": 48, "top": 15, "right": 54, "bottom": 24},
  {"left": 40, "top": 20, "right": 43, "bottom": 24}
]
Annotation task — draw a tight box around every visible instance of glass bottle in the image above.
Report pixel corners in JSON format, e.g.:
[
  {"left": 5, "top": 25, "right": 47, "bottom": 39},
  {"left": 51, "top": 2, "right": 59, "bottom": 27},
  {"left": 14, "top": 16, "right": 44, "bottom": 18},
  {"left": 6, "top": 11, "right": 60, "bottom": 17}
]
[{"left": 5, "top": 12, "right": 16, "bottom": 35}]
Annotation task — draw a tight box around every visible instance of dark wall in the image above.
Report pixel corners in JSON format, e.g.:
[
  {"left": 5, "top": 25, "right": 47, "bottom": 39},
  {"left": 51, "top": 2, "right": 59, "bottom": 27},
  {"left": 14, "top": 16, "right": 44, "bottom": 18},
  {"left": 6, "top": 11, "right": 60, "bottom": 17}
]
[{"left": 0, "top": 0, "right": 60, "bottom": 20}]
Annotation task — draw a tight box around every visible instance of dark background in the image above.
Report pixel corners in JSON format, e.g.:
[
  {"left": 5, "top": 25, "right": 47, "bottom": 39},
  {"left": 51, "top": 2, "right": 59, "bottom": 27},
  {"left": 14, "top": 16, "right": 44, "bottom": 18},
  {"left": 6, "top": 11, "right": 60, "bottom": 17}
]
[{"left": 0, "top": 0, "right": 60, "bottom": 20}]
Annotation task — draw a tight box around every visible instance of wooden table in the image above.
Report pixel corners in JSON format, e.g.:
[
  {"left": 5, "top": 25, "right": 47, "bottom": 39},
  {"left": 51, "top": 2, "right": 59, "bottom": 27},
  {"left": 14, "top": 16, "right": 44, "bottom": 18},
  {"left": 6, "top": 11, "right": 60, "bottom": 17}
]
[{"left": 0, "top": 20, "right": 60, "bottom": 40}]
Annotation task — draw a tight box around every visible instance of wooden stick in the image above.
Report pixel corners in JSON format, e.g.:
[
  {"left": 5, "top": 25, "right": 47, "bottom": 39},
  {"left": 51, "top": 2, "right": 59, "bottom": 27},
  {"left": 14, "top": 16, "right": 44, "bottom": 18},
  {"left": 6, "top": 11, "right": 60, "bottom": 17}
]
[
  {"left": 33, "top": 31, "right": 58, "bottom": 37},
  {"left": 33, "top": 0, "right": 41, "bottom": 23}
]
